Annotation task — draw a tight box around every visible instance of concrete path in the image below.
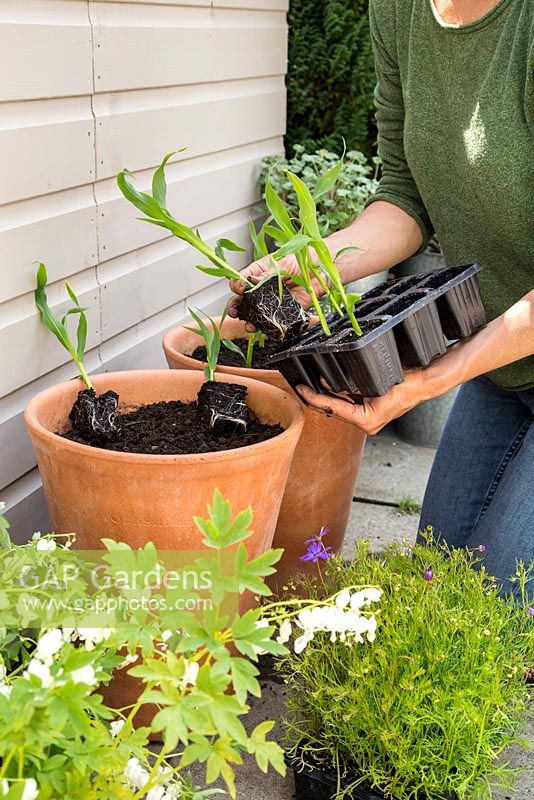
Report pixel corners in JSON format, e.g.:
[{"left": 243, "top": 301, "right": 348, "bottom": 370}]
[{"left": 170, "top": 429, "right": 534, "bottom": 799}]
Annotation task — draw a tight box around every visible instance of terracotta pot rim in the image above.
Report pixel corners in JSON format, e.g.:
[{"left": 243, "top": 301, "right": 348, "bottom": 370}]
[
  {"left": 24, "top": 369, "right": 304, "bottom": 466},
  {"left": 162, "top": 320, "right": 280, "bottom": 381}
]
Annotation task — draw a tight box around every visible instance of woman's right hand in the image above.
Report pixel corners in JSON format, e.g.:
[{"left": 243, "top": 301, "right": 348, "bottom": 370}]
[{"left": 227, "top": 254, "right": 321, "bottom": 328}]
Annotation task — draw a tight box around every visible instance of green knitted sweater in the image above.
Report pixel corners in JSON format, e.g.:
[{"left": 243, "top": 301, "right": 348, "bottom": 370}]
[{"left": 367, "top": 0, "right": 534, "bottom": 390}]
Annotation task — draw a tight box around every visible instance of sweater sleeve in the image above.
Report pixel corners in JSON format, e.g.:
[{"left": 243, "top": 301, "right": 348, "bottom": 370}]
[{"left": 365, "top": 0, "right": 432, "bottom": 250}]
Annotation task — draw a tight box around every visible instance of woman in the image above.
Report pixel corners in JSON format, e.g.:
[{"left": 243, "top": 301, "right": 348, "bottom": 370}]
[{"left": 229, "top": 0, "right": 534, "bottom": 594}]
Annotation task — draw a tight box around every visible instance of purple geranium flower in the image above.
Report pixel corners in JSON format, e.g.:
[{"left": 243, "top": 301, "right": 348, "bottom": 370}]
[
  {"left": 528, "top": 606, "right": 534, "bottom": 618},
  {"left": 423, "top": 568, "right": 434, "bottom": 582}
]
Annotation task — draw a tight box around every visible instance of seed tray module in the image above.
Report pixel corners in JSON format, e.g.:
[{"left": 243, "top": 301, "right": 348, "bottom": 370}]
[{"left": 270, "top": 264, "right": 486, "bottom": 399}]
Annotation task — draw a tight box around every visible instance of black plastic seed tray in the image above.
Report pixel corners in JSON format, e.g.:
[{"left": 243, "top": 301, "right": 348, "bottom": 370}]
[{"left": 269, "top": 263, "right": 485, "bottom": 399}]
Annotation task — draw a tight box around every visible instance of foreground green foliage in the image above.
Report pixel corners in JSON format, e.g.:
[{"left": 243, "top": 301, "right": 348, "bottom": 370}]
[
  {"left": 286, "top": 0, "right": 377, "bottom": 157},
  {"left": 0, "top": 493, "right": 288, "bottom": 799},
  {"left": 260, "top": 146, "right": 378, "bottom": 236},
  {"left": 281, "top": 538, "right": 533, "bottom": 800}
]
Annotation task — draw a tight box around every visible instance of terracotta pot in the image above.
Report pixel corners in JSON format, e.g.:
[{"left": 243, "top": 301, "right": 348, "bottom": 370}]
[
  {"left": 25, "top": 369, "right": 304, "bottom": 728},
  {"left": 163, "top": 318, "right": 366, "bottom": 591},
  {"left": 25, "top": 370, "right": 303, "bottom": 555}
]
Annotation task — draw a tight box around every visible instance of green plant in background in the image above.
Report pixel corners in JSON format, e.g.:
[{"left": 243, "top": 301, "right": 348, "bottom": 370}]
[
  {"left": 280, "top": 537, "right": 534, "bottom": 800},
  {"left": 397, "top": 496, "right": 422, "bottom": 515},
  {"left": 34, "top": 262, "right": 92, "bottom": 389},
  {"left": 260, "top": 146, "right": 379, "bottom": 236},
  {"left": 285, "top": 0, "right": 377, "bottom": 158}
]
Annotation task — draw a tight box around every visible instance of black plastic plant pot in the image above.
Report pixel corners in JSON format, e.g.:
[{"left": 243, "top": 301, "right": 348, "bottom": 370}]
[
  {"left": 237, "top": 275, "right": 309, "bottom": 344},
  {"left": 290, "top": 760, "right": 457, "bottom": 800},
  {"left": 269, "top": 264, "right": 485, "bottom": 399},
  {"left": 196, "top": 381, "right": 248, "bottom": 434},
  {"left": 69, "top": 388, "right": 122, "bottom": 442}
]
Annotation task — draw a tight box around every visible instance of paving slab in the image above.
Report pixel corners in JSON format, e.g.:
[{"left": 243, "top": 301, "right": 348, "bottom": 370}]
[
  {"left": 344, "top": 500, "right": 420, "bottom": 556},
  {"left": 355, "top": 428, "right": 435, "bottom": 506}
]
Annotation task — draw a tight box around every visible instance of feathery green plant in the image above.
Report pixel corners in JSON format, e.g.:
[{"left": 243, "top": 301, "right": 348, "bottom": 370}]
[{"left": 281, "top": 537, "right": 534, "bottom": 800}]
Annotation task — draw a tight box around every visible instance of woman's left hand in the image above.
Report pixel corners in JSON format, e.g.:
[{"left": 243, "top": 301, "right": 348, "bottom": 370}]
[{"left": 296, "top": 370, "right": 435, "bottom": 435}]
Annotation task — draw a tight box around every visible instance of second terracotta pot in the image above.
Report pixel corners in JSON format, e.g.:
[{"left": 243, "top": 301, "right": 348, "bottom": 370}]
[{"left": 163, "top": 318, "right": 366, "bottom": 591}]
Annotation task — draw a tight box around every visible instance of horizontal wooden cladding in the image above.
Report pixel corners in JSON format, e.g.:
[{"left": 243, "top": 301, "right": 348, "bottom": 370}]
[
  {"left": 95, "top": 137, "right": 282, "bottom": 261},
  {"left": 91, "top": 4, "right": 287, "bottom": 92},
  {"left": 94, "top": 77, "right": 286, "bottom": 179},
  {"left": 99, "top": 206, "right": 257, "bottom": 340},
  {"left": 0, "top": 1, "right": 93, "bottom": 102},
  {"left": 0, "top": 353, "right": 103, "bottom": 492},
  {"left": 0, "top": 97, "right": 95, "bottom": 205},
  {"left": 91, "top": 1, "right": 288, "bottom": 8},
  {"left": 0, "top": 187, "right": 98, "bottom": 304},
  {"left": 0, "top": 270, "right": 101, "bottom": 399}
]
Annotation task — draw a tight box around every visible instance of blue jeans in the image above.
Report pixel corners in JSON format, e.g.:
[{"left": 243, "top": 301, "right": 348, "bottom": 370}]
[{"left": 418, "top": 375, "right": 534, "bottom": 595}]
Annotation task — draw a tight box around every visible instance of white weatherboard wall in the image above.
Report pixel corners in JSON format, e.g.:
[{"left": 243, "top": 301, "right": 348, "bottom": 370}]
[{"left": 0, "top": 0, "right": 288, "bottom": 541}]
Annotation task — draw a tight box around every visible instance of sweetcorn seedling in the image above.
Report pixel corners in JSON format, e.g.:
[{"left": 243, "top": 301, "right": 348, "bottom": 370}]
[
  {"left": 34, "top": 262, "right": 92, "bottom": 388},
  {"left": 117, "top": 151, "right": 251, "bottom": 286},
  {"left": 263, "top": 153, "right": 362, "bottom": 337},
  {"left": 185, "top": 308, "right": 225, "bottom": 383}
]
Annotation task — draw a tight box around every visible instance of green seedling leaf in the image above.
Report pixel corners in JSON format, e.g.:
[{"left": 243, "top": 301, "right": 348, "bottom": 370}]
[
  {"left": 334, "top": 245, "right": 361, "bottom": 261},
  {"left": 249, "top": 217, "right": 269, "bottom": 260},
  {"left": 196, "top": 264, "right": 247, "bottom": 283},
  {"left": 34, "top": 263, "right": 92, "bottom": 389},
  {"left": 313, "top": 156, "right": 344, "bottom": 201},
  {"left": 151, "top": 149, "right": 186, "bottom": 206},
  {"left": 222, "top": 339, "right": 246, "bottom": 362},
  {"left": 272, "top": 233, "right": 312, "bottom": 261},
  {"left": 186, "top": 308, "right": 221, "bottom": 381},
  {"left": 285, "top": 170, "right": 321, "bottom": 240},
  {"left": 265, "top": 179, "right": 296, "bottom": 237}
]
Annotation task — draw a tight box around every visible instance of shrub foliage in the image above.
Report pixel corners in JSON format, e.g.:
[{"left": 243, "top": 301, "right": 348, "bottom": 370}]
[{"left": 286, "top": 0, "right": 377, "bottom": 157}]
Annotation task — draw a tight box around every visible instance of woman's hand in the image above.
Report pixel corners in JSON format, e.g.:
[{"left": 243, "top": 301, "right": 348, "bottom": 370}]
[
  {"left": 227, "top": 254, "right": 324, "bottom": 329},
  {"left": 296, "top": 370, "right": 433, "bottom": 435}
]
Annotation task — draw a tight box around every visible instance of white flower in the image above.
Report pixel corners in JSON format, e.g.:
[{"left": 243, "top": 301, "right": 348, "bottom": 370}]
[
  {"left": 24, "top": 659, "right": 54, "bottom": 688},
  {"left": 75, "top": 628, "right": 113, "bottom": 651},
  {"left": 146, "top": 788, "right": 166, "bottom": 800},
  {"left": 181, "top": 660, "right": 199, "bottom": 690},
  {"left": 0, "top": 685, "right": 12, "bottom": 699},
  {"left": 1, "top": 779, "right": 8, "bottom": 795},
  {"left": 366, "top": 615, "right": 377, "bottom": 642},
  {"left": 21, "top": 779, "right": 39, "bottom": 800},
  {"left": 70, "top": 665, "right": 96, "bottom": 686},
  {"left": 251, "top": 618, "right": 270, "bottom": 656},
  {"left": 161, "top": 629, "right": 173, "bottom": 642},
  {"left": 294, "top": 631, "right": 314, "bottom": 654},
  {"left": 276, "top": 618, "right": 292, "bottom": 644},
  {"left": 124, "top": 757, "right": 149, "bottom": 791},
  {"left": 36, "top": 538, "right": 56, "bottom": 551},
  {"left": 35, "top": 629, "right": 64, "bottom": 663},
  {"left": 362, "top": 587, "right": 382, "bottom": 604},
  {"left": 110, "top": 719, "right": 125, "bottom": 737},
  {"left": 335, "top": 588, "right": 351, "bottom": 609}
]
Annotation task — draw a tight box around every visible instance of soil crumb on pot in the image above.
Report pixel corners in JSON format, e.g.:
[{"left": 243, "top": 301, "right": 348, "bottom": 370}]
[
  {"left": 63, "top": 399, "right": 283, "bottom": 455},
  {"left": 237, "top": 276, "right": 309, "bottom": 344},
  {"left": 191, "top": 338, "right": 281, "bottom": 370},
  {"left": 69, "top": 388, "right": 121, "bottom": 441},
  {"left": 196, "top": 381, "right": 248, "bottom": 434}
]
